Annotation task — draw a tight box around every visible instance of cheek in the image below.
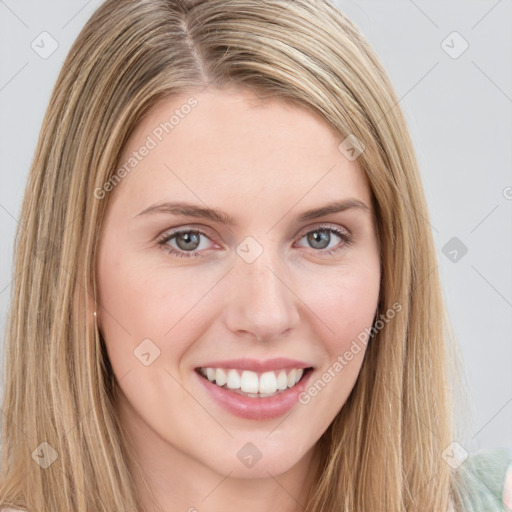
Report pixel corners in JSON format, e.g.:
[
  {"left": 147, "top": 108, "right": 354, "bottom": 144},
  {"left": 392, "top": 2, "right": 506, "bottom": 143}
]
[
  {"left": 95, "top": 252, "right": 211, "bottom": 369},
  {"left": 295, "top": 265, "right": 378, "bottom": 416},
  {"left": 303, "top": 262, "right": 380, "bottom": 352}
]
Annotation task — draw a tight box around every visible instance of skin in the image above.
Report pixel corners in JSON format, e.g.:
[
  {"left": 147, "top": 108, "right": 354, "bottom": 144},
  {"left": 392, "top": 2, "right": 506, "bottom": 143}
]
[{"left": 94, "top": 85, "right": 381, "bottom": 512}]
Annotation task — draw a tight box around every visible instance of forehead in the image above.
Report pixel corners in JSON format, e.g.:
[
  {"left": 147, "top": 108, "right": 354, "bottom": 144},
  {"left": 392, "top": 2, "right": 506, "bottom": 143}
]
[{"left": 110, "top": 86, "right": 372, "bottom": 216}]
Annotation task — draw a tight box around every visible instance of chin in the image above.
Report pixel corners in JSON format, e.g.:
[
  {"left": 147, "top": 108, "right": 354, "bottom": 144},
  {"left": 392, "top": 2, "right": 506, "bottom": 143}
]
[{"left": 204, "top": 435, "right": 312, "bottom": 479}]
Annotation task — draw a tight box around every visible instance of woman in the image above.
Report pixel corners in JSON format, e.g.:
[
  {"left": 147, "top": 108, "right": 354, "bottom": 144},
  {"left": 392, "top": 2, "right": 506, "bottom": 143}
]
[{"left": 0, "top": 0, "right": 510, "bottom": 511}]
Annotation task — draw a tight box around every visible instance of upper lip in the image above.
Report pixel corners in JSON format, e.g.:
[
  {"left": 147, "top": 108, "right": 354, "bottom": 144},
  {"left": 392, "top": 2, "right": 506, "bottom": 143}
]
[{"left": 196, "top": 357, "right": 314, "bottom": 373}]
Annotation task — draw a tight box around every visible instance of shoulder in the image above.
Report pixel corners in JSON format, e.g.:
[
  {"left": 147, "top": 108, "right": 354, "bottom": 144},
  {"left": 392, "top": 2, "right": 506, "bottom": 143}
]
[{"left": 459, "top": 446, "right": 512, "bottom": 511}]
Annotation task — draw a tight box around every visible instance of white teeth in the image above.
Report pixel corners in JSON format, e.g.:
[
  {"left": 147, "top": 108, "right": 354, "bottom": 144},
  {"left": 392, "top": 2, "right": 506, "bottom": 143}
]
[
  {"left": 276, "top": 370, "right": 288, "bottom": 390},
  {"left": 287, "top": 369, "right": 297, "bottom": 387},
  {"left": 226, "top": 369, "right": 241, "bottom": 389},
  {"left": 240, "top": 370, "right": 259, "bottom": 393},
  {"left": 215, "top": 368, "right": 227, "bottom": 387},
  {"left": 199, "top": 366, "right": 308, "bottom": 394},
  {"left": 259, "top": 371, "right": 277, "bottom": 394}
]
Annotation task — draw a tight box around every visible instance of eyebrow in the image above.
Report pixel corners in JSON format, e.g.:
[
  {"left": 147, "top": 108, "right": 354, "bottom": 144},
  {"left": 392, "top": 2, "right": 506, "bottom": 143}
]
[{"left": 135, "top": 198, "right": 370, "bottom": 225}]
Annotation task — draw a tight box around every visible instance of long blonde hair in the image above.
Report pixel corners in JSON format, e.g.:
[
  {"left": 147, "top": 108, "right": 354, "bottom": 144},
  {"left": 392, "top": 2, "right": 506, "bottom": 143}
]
[{"left": 0, "top": 0, "right": 476, "bottom": 510}]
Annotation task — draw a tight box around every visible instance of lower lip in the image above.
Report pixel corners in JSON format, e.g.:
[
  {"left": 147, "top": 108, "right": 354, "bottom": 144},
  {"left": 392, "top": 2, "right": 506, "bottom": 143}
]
[{"left": 195, "top": 368, "right": 314, "bottom": 420}]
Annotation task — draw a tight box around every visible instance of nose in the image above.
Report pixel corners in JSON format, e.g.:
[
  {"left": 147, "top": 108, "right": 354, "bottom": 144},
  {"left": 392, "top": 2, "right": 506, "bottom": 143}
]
[{"left": 223, "top": 249, "right": 301, "bottom": 342}]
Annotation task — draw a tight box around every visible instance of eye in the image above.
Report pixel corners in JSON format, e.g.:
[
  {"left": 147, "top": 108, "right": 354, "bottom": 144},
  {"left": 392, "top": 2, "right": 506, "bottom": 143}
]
[
  {"left": 157, "top": 229, "right": 214, "bottom": 258},
  {"left": 156, "top": 224, "right": 352, "bottom": 259},
  {"left": 295, "top": 225, "right": 352, "bottom": 256}
]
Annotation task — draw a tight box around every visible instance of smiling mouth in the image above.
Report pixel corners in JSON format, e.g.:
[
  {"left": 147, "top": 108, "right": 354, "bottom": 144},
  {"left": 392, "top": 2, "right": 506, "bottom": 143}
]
[{"left": 195, "top": 366, "right": 314, "bottom": 398}]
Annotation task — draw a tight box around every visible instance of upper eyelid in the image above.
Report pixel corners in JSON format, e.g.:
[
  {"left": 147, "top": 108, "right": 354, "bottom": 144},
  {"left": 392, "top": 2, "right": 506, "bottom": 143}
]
[{"left": 157, "top": 224, "right": 217, "bottom": 243}]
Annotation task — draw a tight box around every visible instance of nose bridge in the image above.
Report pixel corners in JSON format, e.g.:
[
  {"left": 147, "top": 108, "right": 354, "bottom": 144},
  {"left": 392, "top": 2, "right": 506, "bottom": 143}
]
[{"left": 224, "top": 242, "right": 300, "bottom": 340}]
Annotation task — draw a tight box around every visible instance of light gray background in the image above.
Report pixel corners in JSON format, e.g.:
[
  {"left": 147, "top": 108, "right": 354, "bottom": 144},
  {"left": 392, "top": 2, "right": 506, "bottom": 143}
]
[{"left": 0, "top": 0, "right": 511, "bottom": 452}]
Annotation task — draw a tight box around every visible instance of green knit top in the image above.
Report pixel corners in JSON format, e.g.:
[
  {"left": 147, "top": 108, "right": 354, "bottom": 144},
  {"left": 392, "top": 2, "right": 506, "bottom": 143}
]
[{"left": 454, "top": 447, "right": 512, "bottom": 512}]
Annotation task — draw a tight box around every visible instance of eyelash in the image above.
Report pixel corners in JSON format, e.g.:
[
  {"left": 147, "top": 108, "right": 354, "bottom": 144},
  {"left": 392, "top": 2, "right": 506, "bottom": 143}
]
[{"left": 156, "top": 224, "right": 352, "bottom": 259}]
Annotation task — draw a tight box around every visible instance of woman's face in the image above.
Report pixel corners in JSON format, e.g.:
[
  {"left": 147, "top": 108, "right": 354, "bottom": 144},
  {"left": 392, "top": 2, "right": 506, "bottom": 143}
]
[{"left": 95, "top": 86, "right": 380, "bottom": 480}]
